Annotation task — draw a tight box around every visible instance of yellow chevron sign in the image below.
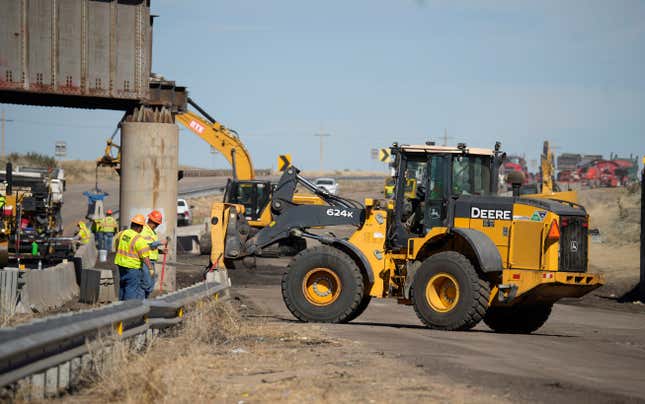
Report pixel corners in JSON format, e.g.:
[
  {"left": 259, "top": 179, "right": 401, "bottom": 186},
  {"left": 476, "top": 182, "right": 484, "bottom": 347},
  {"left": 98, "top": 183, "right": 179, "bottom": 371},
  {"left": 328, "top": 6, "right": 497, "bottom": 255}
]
[
  {"left": 278, "top": 154, "right": 292, "bottom": 171},
  {"left": 379, "top": 148, "right": 390, "bottom": 162}
]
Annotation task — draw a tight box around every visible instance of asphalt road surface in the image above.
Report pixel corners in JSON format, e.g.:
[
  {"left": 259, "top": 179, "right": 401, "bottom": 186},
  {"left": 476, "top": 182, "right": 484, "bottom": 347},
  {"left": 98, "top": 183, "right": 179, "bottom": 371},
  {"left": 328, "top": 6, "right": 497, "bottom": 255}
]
[{"left": 226, "top": 262, "right": 645, "bottom": 403}]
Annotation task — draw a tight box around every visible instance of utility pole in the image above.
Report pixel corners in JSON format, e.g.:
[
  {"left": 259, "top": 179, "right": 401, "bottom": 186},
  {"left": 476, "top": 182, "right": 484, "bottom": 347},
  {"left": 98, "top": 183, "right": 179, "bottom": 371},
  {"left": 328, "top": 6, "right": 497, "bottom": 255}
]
[
  {"left": 314, "top": 131, "right": 330, "bottom": 172},
  {"left": 441, "top": 128, "right": 453, "bottom": 146},
  {"left": 640, "top": 156, "right": 645, "bottom": 302},
  {"left": 1, "top": 109, "right": 14, "bottom": 161}
]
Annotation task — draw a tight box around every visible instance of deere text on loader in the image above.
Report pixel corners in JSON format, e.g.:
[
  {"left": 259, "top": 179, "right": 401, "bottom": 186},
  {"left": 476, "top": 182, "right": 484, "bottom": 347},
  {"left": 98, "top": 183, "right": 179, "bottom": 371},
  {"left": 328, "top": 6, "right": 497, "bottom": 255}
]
[{"left": 212, "top": 142, "right": 604, "bottom": 333}]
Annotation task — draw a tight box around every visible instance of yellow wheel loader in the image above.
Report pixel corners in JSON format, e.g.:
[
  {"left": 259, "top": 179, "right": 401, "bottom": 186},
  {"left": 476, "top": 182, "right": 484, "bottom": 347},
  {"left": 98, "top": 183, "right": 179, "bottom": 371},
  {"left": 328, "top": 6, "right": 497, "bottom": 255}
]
[{"left": 212, "top": 141, "right": 603, "bottom": 333}]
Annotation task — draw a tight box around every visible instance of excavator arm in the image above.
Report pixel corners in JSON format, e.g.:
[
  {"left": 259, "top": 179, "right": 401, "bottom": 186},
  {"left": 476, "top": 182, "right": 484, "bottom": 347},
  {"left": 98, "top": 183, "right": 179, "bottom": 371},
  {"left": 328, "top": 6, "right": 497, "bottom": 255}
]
[{"left": 175, "top": 98, "right": 254, "bottom": 181}]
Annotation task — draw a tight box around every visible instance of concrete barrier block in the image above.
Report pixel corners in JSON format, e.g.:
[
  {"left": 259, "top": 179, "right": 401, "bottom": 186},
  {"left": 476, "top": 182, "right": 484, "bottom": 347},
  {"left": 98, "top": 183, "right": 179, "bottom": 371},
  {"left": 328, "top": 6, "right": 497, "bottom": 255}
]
[
  {"left": 177, "top": 235, "right": 200, "bottom": 255},
  {"left": 80, "top": 268, "right": 118, "bottom": 304},
  {"left": 0, "top": 269, "right": 20, "bottom": 317},
  {"left": 20, "top": 263, "right": 80, "bottom": 312},
  {"left": 206, "top": 269, "right": 231, "bottom": 288},
  {"left": 74, "top": 234, "right": 98, "bottom": 270}
]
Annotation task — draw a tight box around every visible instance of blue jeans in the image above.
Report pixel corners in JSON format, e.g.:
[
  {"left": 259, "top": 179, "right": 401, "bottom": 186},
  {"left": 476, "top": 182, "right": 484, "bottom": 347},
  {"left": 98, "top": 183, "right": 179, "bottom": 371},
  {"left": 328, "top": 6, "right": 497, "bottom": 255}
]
[
  {"left": 119, "top": 267, "right": 144, "bottom": 300},
  {"left": 95, "top": 232, "right": 104, "bottom": 249},
  {"left": 101, "top": 233, "right": 114, "bottom": 251},
  {"left": 141, "top": 260, "right": 157, "bottom": 298}
]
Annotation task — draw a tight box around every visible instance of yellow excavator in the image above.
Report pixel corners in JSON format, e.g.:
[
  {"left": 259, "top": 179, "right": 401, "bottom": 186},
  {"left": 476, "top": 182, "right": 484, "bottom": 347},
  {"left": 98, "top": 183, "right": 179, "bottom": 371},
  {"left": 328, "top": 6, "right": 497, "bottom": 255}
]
[
  {"left": 97, "top": 98, "right": 322, "bottom": 259},
  {"left": 520, "top": 141, "right": 577, "bottom": 203},
  {"left": 209, "top": 141, "right": 603, "bottom": 333}
]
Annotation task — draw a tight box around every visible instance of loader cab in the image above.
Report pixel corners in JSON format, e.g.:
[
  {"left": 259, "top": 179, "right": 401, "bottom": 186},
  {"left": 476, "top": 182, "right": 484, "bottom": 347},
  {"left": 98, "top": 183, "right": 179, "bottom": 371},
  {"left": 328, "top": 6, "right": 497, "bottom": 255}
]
[
  {"left": 224, "top": 179, "right": 271, "bottom": 221},
  {"left": 388, "top": 143, "right": 501, "bottom": 248}
]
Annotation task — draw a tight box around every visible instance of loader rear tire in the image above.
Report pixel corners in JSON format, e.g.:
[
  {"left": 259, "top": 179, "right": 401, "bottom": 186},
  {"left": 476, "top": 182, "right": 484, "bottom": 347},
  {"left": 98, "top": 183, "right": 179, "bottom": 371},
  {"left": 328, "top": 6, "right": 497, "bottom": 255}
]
[
  {"left": 484, "top": 304, "right": 552, "bottom": 334},
  {"left": 411, "top": 251, "right": 489, "bottom": 331},
  {"left": 282, "top": 246, "right": 364, "bottom": 323}
]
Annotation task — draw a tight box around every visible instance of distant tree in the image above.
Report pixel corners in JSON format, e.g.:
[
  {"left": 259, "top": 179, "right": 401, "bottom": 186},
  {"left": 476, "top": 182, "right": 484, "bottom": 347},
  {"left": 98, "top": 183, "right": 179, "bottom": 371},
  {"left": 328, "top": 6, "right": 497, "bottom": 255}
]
[{"left": 2, "top": 152, "right": 58, "bottom": 169}]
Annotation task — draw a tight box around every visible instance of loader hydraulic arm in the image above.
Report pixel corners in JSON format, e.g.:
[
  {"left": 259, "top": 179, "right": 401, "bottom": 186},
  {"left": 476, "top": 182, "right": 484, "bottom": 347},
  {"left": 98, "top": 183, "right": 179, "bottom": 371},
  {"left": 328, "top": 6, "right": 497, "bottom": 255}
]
[
  {"left": 175, "top": 97, "right": 254, "bottom": 181},
  {"left": 239, "top": 167, "right": 365, "bottom": 256}
]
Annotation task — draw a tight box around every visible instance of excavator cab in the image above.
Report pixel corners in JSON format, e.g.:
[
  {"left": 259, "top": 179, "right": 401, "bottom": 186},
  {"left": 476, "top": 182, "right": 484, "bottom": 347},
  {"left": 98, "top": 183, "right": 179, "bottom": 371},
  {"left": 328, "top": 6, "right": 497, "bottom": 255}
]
[{"left": 223, "top": 179, "right": 271, "bottom": 223}]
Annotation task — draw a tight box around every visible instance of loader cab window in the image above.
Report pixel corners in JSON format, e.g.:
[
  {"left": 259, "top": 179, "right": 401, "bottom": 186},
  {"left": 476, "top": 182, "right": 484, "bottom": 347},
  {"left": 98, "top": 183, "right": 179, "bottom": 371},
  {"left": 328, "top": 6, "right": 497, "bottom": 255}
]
[
  {"left": 451, "top": 155, "right": 492, "bottom": 196},
  {"left": 399, "top": 159, "right": 427, "bottom": 236},
  {"left": 425, "top": 155, "right": 448, "bottom": 230},
  {"left": 224, "top": 180, "right": 271, "bottom": 221}
]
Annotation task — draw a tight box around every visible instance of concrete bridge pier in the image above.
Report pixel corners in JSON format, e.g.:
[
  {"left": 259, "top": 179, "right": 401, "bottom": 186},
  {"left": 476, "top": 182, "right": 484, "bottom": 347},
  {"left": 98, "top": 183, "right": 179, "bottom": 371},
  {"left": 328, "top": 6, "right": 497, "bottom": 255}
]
[{"left": 119, "top": 108, "right": 178, "bottom": 292}]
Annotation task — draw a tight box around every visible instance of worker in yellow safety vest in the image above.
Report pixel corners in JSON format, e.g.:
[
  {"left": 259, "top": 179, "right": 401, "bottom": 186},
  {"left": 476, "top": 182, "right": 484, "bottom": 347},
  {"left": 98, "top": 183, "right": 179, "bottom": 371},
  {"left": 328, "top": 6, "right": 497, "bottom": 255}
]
[
  {"left": 92, "top": 215, "right": 104, "bottom": 250},
  {"left": 75, "top": 221, "right": 91, "bottom": 245},
  {"left": 114, "top": 214, "right": 152, "bottom": 300},
  {"left": 99, "top": 210, "right": 118, "bottom": 251},
  {"left": 141, "top": 210, "right": 167, "bottom": 298}
]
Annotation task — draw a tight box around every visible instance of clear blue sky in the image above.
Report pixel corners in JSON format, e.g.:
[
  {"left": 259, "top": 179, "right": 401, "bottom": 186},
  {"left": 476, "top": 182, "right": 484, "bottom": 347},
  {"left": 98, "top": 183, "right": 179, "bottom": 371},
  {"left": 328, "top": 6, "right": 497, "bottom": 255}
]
[{"left": 3, "top": 0, "right": 644, "bottom": 171}]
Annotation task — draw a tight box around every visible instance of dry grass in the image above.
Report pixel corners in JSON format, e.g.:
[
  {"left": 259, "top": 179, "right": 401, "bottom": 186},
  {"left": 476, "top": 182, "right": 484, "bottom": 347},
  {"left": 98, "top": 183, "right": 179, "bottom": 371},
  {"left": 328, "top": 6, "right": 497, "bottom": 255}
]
[
  {"left": 299, "top": 169, "right": 387, "bottom": 178},
  {"left": 54, "top": 297, "right": 497, "bottom": 404},
  {"left": 185, "top": 195, "right": 223, "bottom": 225},
  {"left": 60, "top": 160, "right": 119, "bottom": 185},
  {"left": 578, "top": 187, "right": 640, "bottom": 246},
  {"left": 577, "top": 187, "right": 640, "bottom": 290}
]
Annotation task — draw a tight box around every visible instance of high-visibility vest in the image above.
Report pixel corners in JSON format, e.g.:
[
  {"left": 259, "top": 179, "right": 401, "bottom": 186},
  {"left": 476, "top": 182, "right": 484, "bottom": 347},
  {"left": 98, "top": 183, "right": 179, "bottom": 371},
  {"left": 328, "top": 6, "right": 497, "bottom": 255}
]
[
  {"left": 101, "top": 216, "right": 118, "bottom": 233},
  {"left": 78, "top": 223, "right": 90, "bottom": 245},
  {"left": 92, "top": 218, "right": 102, "bottom": 233},
  {"left": 114, "top": 229, "right": 150, "bottom": 269},
  {"left": 141, "top": 224, "right": 160, "bottom": 261}
]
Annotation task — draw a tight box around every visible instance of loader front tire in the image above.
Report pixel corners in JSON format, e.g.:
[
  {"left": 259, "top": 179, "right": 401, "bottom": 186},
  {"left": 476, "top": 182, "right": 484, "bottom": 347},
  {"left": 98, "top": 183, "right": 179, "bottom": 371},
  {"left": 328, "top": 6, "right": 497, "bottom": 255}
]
[
  {"left": 345, "top": 295, "right": 372, "bottom": 323},
  {"left": 411, "top": 251, "right": 489, "bottom": 331},
  {"left": 282, "top": 246, "right": 364, "bottom": 323},
  {"left": 484, "top": 304, "right": 552, "bottom": 334}
]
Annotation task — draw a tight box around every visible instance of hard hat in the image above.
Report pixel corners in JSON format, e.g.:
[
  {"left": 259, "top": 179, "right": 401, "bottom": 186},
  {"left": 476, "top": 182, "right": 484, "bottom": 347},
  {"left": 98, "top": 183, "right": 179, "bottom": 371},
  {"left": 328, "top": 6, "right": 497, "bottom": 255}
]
[
  {"left": 131, "top": 214, "right": 146, "bottom": 226},
  {"left": 106, "top": 209, "right": 113, "bottom": 215},
  {"left": 148, "top": 210, "right": 163, "bottom": 224}
]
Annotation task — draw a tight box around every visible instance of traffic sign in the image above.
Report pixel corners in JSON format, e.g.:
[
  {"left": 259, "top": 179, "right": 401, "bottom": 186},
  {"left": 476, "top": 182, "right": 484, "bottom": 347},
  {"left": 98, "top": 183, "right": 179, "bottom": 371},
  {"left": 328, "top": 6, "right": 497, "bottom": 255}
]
[
  {"left": 55, "top": 141, "right": 67, "bottom": 158},
  {"left": 379, "top": 148, "right": 390, "bottom": 162},
  {"left": 277, "top": 154, "right": 292, "bottom": 171}
]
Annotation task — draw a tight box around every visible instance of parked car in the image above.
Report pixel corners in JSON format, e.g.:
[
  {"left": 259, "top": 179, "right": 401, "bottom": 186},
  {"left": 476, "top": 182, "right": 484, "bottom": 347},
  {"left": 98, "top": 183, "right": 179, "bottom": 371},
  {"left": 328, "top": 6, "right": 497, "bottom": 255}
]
[
  {"left": 313, "top": 177, "right": 338, "bottom": 195},
  {"left": 177, "top": 198, "right": 193, "bottom": 226}
]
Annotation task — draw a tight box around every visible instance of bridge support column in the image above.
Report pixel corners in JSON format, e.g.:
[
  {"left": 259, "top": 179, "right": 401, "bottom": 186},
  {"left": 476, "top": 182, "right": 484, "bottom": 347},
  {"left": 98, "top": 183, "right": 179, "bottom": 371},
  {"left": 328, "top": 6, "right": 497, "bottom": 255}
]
[{"left": 120, "top": 113, "right": 178, "bottom": 292}]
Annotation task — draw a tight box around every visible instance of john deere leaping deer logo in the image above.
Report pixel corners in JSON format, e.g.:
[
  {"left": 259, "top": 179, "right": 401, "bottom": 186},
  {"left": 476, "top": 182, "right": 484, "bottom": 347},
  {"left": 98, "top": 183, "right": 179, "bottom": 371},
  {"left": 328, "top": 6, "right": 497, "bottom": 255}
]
[{"left": 570, "top": 240, "right": 578, "bottom": 253}]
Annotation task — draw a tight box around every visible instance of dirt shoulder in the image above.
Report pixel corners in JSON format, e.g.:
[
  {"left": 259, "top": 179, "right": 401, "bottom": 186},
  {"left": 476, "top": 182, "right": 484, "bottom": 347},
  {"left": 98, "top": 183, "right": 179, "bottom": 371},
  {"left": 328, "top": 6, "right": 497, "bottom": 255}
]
[{"left": 60, "top": 294, "right": 504, "bottom": 404}]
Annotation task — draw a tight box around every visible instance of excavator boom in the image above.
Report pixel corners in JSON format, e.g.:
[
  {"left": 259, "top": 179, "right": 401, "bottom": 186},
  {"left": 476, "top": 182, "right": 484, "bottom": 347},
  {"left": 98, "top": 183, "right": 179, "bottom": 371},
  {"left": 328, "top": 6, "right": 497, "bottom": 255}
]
[{"left": 175, "top": 98, "right": 254, "bottom": 181}]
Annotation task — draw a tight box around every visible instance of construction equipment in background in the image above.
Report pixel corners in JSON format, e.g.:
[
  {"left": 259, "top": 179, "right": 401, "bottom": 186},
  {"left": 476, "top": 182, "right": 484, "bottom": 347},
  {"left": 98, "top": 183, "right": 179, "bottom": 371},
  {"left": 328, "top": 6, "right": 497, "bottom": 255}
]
[
  {"left": 0, "top": 163, "right": 74, "bottom": 268},
  {"left": 211, "top": 141, "right": 603, "bottom": 334},
  {"left": 526, "top": 141, "right": 578, "bottom": 203},
  {"left": 556, "top": 151, "right": 638, "bottom": 188}
]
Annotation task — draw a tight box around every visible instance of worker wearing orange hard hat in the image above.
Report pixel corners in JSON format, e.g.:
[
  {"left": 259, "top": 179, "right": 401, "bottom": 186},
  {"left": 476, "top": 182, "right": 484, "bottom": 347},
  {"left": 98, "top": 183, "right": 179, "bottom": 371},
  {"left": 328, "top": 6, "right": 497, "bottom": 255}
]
[
  {"left": 114, "top": 214, "right": 152, "bottom": 300},
  {"left": 99, "top": 209, "right": 118, "bottom": 252},
  {"left": 140, "top": 210, "right": 168, "bottom": 298}
]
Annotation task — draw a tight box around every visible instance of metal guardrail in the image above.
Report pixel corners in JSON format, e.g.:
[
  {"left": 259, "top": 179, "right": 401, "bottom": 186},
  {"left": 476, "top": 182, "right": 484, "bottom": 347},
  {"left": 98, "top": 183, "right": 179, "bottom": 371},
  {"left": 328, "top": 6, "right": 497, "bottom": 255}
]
[
  {"left": 178, "top": 185, "right": 225, "bottom": 199},
  {"left": 0, "top": 279, "right": 229, "bottom": 398}
]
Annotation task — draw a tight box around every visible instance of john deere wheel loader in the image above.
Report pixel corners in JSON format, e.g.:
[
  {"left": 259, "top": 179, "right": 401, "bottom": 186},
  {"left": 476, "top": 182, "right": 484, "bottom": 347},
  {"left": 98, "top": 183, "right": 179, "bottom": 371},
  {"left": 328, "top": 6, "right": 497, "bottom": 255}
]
[{"left": 210, "top": 142, "right": 603, "bottom": 333}]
